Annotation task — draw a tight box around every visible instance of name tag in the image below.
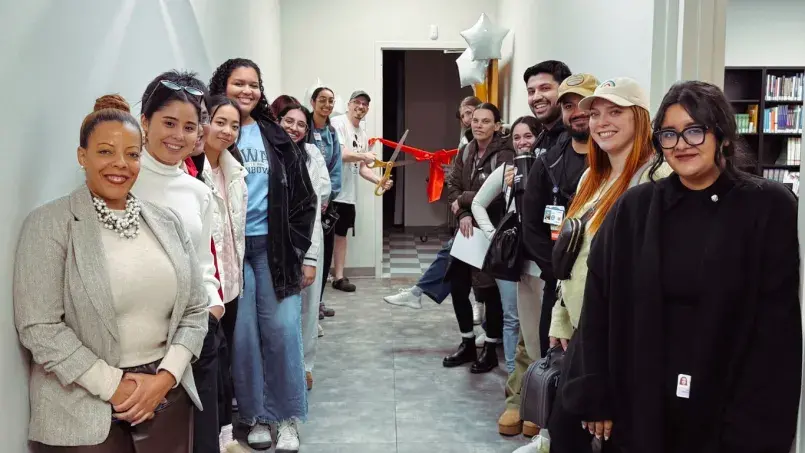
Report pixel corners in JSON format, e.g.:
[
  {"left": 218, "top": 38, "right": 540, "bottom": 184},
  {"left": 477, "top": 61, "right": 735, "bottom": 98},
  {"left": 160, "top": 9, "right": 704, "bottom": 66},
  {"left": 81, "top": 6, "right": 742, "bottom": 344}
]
[
  {"left": 313, "top": 132, "right": 322, "bottom": 141},
  {"left": 543, "top": 205, "right": 565, "bottom": 226},
  {"left": 676, "top": 374, "right": 691, "bottom": 398}
]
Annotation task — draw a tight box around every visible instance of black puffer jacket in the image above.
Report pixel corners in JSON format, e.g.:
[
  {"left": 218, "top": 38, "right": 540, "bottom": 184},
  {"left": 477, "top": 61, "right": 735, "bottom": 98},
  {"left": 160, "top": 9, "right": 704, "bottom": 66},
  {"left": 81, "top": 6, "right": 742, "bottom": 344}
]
[{"left": 257, "top": 118, "right": 317, "bottom": 299}]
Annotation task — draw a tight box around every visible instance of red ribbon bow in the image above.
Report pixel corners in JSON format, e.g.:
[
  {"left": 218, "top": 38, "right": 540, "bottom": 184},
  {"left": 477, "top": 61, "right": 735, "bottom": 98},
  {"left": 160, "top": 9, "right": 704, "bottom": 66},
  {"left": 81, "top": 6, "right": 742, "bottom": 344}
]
[{"left": 368, "top": 138, "right": 458, "bottom": 202}]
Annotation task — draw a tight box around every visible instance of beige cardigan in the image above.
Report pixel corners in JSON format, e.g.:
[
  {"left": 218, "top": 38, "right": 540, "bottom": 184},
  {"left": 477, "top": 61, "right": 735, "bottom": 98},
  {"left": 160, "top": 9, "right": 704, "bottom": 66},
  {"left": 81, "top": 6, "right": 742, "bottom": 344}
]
[{"left": 13, "top": 185, "right": 208, "bottom": 446}]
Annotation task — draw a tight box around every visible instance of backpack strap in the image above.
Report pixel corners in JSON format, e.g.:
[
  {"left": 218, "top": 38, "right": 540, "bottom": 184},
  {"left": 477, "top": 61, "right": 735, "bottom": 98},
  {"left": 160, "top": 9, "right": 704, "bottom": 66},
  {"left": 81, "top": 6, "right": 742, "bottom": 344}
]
[{"left": 629, "top": 160, "right": 654, "bottom": 188}]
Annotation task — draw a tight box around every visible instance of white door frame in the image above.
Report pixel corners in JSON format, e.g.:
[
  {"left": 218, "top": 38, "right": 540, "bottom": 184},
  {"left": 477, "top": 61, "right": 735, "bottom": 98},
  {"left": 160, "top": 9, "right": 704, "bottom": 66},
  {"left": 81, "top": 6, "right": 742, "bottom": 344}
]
[{"left": 370, "top": 40, "right": 467, "bottom": 277}]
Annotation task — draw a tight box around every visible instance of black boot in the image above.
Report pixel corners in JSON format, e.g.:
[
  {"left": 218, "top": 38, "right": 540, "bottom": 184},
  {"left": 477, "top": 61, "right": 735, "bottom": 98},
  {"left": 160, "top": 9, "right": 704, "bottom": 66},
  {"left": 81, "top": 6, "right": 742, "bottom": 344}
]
[
  {"left": 442, "top": 337, "right": 477, "bottom": 367},
  {"left": 470, "top": 341, "right": 498, "bottom": 373}
]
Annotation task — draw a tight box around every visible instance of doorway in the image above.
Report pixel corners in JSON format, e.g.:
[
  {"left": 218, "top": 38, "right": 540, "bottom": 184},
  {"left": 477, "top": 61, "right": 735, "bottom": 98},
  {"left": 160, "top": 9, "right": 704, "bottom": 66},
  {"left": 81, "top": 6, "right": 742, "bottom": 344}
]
[{"left": 380, "top": 48, "right": 473, "bottom": 278}]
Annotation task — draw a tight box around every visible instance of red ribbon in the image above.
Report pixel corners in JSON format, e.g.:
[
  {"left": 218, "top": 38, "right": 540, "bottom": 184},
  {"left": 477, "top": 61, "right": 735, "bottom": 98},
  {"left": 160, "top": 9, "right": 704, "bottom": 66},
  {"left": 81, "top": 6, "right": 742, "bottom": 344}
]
[{"left": 369, "top": 138, "right": 458, "bottom": 202}]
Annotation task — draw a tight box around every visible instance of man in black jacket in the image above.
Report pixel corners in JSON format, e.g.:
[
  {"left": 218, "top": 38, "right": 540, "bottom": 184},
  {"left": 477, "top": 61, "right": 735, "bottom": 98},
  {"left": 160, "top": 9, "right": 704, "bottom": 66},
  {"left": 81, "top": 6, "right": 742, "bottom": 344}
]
[{"left": 499, "top": 71, "right": 602, "bottom": 438}]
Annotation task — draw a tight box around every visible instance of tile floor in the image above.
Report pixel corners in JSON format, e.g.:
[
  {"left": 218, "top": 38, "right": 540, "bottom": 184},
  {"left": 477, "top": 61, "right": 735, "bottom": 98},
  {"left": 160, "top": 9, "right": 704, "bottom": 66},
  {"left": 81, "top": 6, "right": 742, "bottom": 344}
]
[
  {"left": 382, "top": 231, "right": 453, "bottom": 278},
  {"left": 235, "top": 277, "right": 530, "bottom": 452}
]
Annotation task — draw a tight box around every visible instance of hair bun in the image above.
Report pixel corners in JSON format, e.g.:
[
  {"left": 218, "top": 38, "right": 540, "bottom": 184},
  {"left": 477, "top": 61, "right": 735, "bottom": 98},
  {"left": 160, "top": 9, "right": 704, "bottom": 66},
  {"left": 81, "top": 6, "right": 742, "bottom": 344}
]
[{"left": 94, "top": 94, "right": 131, "bottom": 113}]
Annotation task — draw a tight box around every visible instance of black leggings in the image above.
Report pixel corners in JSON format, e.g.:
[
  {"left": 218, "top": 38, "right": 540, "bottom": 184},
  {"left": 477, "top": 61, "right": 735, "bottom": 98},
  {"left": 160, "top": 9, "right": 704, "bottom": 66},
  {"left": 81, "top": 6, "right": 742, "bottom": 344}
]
[{"left": 449, "top": 261, "right": 502, "bottom": 338}]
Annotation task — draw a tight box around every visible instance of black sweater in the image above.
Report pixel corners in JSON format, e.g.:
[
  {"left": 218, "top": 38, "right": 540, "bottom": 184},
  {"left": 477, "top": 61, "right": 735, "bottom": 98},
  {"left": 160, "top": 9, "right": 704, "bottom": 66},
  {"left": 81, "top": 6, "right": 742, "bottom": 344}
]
[
  {"left": 562, "top": 173, "right": 801, "bottom": 453},
  {"left": 521, "top": 131, "right": 587, "bottom": 279}
]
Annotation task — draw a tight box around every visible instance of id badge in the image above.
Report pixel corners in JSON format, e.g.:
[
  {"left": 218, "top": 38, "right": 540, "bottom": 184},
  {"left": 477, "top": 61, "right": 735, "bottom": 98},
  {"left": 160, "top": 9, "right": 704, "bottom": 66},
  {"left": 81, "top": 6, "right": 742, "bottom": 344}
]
[
  {"left": 543, "top": 205, "right": 565, "bottom": 227},
  {"left": 313, "top": 132, "right": 322, "bottom": 141},
  {"left": 676, "top": 374, "right": 691, "bottom": 398}
]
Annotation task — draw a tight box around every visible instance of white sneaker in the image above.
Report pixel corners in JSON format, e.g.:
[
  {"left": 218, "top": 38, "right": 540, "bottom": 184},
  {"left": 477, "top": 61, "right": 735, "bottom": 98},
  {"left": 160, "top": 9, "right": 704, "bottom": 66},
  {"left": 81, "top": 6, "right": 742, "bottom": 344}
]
[
  {"left": 472, "top": 301, "right": 482, "bottom": 325},
  {"left": 514, "top": 431, "right": 550, "bottom": 452},
  {"left": 317, "top": 323, "right": 324, "bottom": 337},
  {"left": 247, "top": 424, "right": 272, "bottom": 450},
  {"left": 384, "top": 287, "right": 422, "bottom": 309},
  {"left": 275, "top": 420, "right": 300, "bottom": 453}
]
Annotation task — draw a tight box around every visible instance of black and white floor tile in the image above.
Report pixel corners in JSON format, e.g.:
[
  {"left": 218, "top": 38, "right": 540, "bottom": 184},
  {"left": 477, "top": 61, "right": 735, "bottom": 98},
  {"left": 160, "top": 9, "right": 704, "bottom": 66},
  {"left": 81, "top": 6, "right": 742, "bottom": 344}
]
[{"left": 382, "top": 231, "right": 453, "bottom": 279}]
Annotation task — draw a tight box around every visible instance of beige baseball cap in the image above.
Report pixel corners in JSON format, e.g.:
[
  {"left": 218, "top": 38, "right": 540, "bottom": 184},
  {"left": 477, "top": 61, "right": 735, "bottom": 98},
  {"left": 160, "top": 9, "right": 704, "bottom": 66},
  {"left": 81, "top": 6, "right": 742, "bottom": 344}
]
[
  {"left": 578, "top": 77, "right": 649, "bottom": 112},
  {"left": 558, "top": 73, "right": 599, "bottom": 101}
]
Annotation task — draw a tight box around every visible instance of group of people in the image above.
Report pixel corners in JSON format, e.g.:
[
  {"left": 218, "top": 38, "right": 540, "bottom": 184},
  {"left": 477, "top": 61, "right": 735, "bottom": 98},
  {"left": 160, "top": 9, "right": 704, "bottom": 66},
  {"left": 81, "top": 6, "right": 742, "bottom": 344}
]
[
  {"left": 386, "top": 60, "right": 802, "bottom": 453},
  {"left": 13, "top": 57, "right": 386, "bottom": 453},
  {"left": 10, "top": 51, "right": 804, "bottom": 453}
]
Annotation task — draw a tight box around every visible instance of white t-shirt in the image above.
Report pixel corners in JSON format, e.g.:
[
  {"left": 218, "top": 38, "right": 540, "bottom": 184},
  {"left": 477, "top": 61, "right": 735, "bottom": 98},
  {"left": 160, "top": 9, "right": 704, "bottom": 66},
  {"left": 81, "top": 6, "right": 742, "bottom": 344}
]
[{"left": 331, "top": 115, "right": 368, "bottom": 205}]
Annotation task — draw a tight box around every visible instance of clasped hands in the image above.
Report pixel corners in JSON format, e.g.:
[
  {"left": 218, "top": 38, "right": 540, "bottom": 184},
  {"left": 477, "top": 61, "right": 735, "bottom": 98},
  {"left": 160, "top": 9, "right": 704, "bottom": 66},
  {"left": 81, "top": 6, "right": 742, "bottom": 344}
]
[{"left": 109, "top": 371, "right": 176, "bottom": 426}]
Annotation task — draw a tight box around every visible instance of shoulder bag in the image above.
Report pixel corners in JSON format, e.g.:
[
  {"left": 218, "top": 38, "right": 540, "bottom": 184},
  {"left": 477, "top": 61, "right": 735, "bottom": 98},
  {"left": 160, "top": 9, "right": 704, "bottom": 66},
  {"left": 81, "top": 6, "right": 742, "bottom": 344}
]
[{"left": 482, "top": 165, "right": 523, "bottom": 282}]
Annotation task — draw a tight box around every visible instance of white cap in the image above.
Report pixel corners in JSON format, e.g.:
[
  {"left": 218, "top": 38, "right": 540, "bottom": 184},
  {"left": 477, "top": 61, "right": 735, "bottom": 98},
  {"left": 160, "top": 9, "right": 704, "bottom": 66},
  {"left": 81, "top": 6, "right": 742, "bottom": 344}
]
[{"left": 578, "top": 77, "right": 649, "bottom": 112}]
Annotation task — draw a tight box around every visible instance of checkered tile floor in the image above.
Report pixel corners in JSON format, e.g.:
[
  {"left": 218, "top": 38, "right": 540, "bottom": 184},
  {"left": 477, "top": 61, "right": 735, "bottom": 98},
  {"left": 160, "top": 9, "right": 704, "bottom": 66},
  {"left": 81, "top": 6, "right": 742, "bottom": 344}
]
[{"left": 382, "top": 231, "right": 453, "bottom": 278}]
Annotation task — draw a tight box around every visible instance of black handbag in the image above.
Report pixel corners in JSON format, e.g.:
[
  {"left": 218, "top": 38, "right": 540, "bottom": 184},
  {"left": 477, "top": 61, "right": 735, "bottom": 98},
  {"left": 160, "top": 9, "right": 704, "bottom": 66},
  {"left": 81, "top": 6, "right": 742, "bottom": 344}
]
[
  {"left": 520, "top": 345, "right": 565, "bottom": 427},
  {"left": 551, "top": 205, "right": 596, "bottom": 280},
  {"left": 482, "top": 166, "right": 522, "bottom": 282},
  {"left": 321, "top": 203, "right": 340, "bottom": 235}
]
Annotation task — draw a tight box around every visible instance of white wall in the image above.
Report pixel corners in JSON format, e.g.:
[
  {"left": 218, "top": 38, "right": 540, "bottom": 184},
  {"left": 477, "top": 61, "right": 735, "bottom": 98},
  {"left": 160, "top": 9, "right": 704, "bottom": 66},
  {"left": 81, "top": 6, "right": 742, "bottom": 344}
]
[
  {"left": 725, "top": 0, "right": 805, "bottom": 67},
  {"left": 0, "top": 1, "right": 279, "bottom": 451},
  {"left": 280, "top": 0, "right": 497, "bottom": 270},
  {"left": 402, "top": 50, "right": 468, "bottom": 227},
  {"left": 498, "top": 0, "right": 654, "bottom": 122}
]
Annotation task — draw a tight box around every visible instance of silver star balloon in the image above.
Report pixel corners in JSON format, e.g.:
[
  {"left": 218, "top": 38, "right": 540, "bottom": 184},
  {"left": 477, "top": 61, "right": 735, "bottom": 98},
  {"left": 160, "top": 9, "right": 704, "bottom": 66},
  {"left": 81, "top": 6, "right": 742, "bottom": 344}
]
[
  {"left": 460, "top": 13, "right": 510, "bottom": 60},
  {"left": 456, "top": 48, "right": 489, "bottom": 88}
]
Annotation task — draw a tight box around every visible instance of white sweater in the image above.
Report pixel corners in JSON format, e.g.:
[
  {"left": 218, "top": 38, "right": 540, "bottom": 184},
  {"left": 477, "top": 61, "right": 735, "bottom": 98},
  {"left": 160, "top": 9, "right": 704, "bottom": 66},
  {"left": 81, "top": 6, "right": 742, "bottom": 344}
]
[
  {"left": 132, "top": 151, "right": 223, "bottom": 311},
  {"left": 304, "top": 143, "right": 332, "bottom": 266}
]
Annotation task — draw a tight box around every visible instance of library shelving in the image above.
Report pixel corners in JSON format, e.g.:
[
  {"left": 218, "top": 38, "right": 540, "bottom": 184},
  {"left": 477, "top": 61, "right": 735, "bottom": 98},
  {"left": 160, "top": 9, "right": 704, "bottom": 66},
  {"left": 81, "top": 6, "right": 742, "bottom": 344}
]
[{"left": 724, "top": 66, "right": 803, "bottom": 189}]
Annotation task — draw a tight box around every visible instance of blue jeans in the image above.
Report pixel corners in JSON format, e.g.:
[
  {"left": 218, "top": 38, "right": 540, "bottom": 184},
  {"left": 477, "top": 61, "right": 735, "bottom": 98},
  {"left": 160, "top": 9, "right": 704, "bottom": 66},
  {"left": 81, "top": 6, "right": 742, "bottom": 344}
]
[
  {"left": 233, "top": 235, "right": 307, "bottom": 425},
  {"left": 496, "top": 279, "right": 519, "bottom": 373},
  {"left": 417, "top": 238, "right": 453, "bottom": 304}
]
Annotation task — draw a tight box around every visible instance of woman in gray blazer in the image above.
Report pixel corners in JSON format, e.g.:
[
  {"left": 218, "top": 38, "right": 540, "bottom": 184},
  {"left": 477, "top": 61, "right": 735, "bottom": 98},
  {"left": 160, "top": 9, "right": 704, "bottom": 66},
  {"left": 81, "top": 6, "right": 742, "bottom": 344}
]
[{"left": 14, "top": 94, "right": 208, "bottom": 452}]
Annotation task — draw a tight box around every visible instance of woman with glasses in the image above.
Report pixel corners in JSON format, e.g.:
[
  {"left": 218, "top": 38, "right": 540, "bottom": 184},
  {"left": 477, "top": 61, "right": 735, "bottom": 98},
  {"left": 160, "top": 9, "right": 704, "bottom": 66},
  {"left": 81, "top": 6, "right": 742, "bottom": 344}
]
[
  {"left": 307, "top": 87, "right": 342, "bottom": 317},
  {"left": 209, "top": 59, "right": 316, "bottom": 453},
  {"left": 131, "top": 71, "right": 225, "bottom": 453},
  {"left": 16, "top": 94, "right": 207, "bottom": 453},
  {"left": 559, "top": 81, "right": 801, "bottom": 453},
  {"left": 273, "top": 98, "right": 331, "bottom": 391}
]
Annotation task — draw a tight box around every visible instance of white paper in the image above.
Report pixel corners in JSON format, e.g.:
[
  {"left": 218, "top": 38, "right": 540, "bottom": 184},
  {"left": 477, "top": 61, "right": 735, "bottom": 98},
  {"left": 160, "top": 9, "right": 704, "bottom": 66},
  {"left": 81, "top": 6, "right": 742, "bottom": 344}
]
[{"left": 449, "top": 227, "right": 491, "bottom": 269}]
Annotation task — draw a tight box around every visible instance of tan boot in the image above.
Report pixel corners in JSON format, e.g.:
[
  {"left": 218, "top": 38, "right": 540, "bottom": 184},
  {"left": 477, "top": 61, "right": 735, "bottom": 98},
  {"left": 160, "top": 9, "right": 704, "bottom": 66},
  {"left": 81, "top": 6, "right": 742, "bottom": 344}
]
[
  {"left": 523, "top": 421, "right": 539, "bottom": 437},
  {"left": 306, "top": 371, "right": 313, "bottom": 391},
  {"left": 497, "top": 408, "right": 523, "bottom": 436}
]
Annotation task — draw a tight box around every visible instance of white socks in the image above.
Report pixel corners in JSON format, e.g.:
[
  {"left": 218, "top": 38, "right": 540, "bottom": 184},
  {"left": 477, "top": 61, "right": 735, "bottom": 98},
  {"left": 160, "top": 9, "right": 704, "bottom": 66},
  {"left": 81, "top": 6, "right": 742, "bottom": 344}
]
[
  {"left": 410, "top": 286, "right": 423, "bottom": 297},
  {"left": 220, "top": 424, "right": 235, "bottom": 445},
  {"left": 461, "top": 332, "right": 475, "bottom": 339}
]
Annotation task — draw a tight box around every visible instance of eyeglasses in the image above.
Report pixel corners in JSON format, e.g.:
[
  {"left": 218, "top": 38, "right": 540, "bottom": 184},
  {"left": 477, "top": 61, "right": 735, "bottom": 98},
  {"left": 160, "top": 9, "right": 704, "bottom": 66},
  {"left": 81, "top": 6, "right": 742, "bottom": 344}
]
[
  {"left": 143, "top": 80, "right": 204, "bottom": 111},
  {"left": 280, "top": 115, "right": 308, "bottom": 132},
  {"left": 351, "top": 99, "right": 369, "bottom": 108},
  {"left": 655, "top": 125, "right": 708, "bottom": 149}
]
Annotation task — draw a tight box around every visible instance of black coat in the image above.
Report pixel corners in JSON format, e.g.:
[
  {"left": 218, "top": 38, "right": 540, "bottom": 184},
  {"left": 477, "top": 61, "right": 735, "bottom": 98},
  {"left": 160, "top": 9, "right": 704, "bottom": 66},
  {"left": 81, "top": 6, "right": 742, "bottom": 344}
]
[
  {"left": 257, "top": 118, "right": 317, "bottom": 299},
  {"left": 562, "top": 173, "right": 801, "bottom": 453}
]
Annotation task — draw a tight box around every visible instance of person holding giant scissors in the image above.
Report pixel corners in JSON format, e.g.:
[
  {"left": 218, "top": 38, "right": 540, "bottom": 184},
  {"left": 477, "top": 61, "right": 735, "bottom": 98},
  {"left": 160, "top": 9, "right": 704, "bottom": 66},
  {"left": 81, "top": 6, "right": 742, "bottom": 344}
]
[{"left": 328, "top": 91, "right": 394, "bottom": 294}]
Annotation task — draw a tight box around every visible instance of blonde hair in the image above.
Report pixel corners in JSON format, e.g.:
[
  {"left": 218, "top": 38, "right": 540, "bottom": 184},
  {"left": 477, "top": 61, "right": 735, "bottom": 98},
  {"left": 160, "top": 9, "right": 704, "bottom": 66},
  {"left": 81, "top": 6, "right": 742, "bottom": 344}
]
[{"left": 565, "top": 106, "right": 653, "bottom": 234}]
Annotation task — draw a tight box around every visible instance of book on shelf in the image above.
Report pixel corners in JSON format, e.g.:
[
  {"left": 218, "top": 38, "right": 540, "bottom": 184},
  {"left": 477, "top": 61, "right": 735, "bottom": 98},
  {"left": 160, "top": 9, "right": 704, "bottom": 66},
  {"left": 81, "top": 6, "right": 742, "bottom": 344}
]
[
  {"left": 765, "top": 73, "right": 804, "bottom": 101},
  {"left": 782, "top": 137, "right": 802, "bottom": 165},
  {"left": 735, "top": 104, "right": 758, "bottom": 133},
  {"left": 763, "top": 105, "right": 803, "bottom": 133},
  {"left": 763, "top": 168, "right": 799, "bottom": 194}
]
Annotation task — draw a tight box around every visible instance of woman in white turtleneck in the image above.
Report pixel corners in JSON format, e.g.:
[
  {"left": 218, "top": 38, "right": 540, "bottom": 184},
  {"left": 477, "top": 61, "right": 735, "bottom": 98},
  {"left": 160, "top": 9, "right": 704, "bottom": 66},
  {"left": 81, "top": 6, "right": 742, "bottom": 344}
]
[{"left": 130, "top": 74, "right": 224, "bottom": 453}]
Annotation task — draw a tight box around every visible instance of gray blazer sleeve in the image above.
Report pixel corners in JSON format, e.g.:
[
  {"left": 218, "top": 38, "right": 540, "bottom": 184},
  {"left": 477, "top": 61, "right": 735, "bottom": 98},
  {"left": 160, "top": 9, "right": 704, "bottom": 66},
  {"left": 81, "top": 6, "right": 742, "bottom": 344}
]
[
  {"left": 166, "top": 208, "right": 209, "bottom": 360},
  {"left": 13, "top": 209, "right": 99, "bottom": 385}
]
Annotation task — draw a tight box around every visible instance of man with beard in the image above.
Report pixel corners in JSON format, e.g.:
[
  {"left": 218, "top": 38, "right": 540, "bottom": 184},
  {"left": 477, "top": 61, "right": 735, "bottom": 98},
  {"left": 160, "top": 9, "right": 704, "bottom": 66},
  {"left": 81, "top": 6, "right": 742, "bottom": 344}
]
[
  {"left": 497, "top": 73, "right": 598, "bottom": 438},
  {"left": 329, "top": 91, "right": 392, "bottom": 292},
  {"left": 526, "top": 60, "right": 572, "bottom": 155}
]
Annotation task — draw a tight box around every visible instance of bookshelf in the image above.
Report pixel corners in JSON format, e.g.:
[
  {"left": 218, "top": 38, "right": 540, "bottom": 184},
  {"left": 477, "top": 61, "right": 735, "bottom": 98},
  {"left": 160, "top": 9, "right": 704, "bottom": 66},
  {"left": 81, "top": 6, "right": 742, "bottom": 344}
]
[{"left": 724, "top": 66, "right": 803, "bottom": 191}]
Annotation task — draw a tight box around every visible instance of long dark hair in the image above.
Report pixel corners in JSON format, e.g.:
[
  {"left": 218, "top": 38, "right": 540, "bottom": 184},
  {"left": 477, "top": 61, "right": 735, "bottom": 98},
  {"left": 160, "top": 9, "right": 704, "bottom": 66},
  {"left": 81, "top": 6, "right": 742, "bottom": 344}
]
[
  {"left": 649, "top": 80, "right": 754, "bottom": 180},
  {"left": 209, "top": 58, "right": 275, "bottom": 124},
  {"left": 205, "top": 94, "right": 244, "bottom": 164}
]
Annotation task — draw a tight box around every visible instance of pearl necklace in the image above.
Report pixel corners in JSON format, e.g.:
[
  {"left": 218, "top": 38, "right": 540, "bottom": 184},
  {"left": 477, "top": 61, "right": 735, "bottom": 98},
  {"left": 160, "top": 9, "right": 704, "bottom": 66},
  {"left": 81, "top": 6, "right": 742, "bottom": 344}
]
[{"left": 92, "top": 194, "right": 142, "bottom": 239}]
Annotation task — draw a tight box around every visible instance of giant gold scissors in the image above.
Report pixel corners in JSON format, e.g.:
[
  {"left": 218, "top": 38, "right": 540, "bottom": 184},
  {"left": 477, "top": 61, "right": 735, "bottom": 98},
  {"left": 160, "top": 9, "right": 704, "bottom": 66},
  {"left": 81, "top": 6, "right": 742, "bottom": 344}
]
[{"left": 367, "top": 130, "right": 412, "bottom": 196}]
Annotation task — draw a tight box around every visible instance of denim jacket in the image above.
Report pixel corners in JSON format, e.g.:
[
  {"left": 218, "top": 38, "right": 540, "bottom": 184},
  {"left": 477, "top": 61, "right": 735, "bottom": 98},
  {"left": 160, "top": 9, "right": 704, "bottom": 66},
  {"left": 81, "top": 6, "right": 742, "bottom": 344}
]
[{"left": 306, "top": 119, "right": 342, "bottom": 201}]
